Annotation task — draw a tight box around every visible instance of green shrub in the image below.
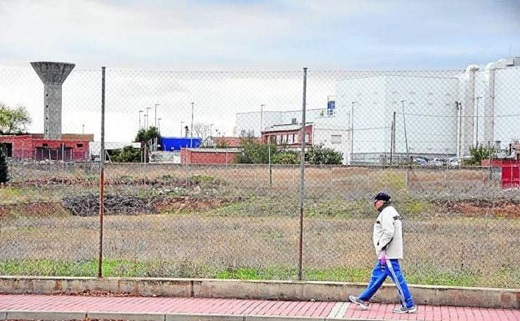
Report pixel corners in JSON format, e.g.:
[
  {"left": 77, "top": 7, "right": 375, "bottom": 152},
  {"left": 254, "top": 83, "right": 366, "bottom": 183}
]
[
  {"left": 272, "top": 151, "right": 299, "bottom": 164},
  {"left": 306, "top": 144, "right": 343, "bottom": 165}
]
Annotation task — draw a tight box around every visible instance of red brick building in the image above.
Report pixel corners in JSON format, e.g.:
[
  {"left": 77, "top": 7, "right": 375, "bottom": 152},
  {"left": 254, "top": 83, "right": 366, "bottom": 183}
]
[
  {"left": 0, "top": 134, "right": 94, "bottom": 161},
  {"left": 203, "top": 136, "right": 243, "bottom": 148},
  {"left": 180, "top": 148, "right": 240, "bottom": 164},
  {"left": 261, "top": 123, "right": 313, "bottom": 149}
]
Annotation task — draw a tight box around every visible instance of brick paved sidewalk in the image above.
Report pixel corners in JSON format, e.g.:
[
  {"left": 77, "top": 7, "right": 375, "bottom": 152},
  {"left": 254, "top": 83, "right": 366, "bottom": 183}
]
[{"left": 0, "top": 294, "right": 519, "bottom": 321}]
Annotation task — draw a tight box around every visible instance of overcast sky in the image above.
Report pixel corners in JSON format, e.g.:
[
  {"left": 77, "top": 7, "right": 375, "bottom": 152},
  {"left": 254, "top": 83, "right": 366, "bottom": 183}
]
[
  {"left": 1, "top": 0, "right": 519, "bottom": 70},
  {"left": 1, "top": 0, "right": 519, "bottom": 143}
]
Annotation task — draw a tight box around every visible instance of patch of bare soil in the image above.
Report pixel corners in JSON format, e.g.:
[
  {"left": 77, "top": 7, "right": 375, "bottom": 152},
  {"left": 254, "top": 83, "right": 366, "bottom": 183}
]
[
  {"left": 441, "top": 199, "right": 520, "bottom": 218},
  {"left": 0, "top": 202, "right": 69, "bottom": 218},
  {"left": 60, "top": 194, "right": 233, "bottom": 217},
  {"left": 0, "top": 196, "right": 232, "bottom": 218},
  {"left": 9, "top": 177, "right": 221, "bottom": 188}
]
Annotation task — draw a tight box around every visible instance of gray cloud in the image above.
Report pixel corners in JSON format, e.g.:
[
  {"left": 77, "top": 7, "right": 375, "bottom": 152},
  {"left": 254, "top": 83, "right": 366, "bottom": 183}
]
[{"left": 0, "top": 0, "right": 518, "bottom": 70}]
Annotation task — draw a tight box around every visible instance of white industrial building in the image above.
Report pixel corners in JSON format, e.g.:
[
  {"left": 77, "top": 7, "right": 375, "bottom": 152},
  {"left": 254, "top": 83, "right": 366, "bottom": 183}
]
[
  {"left": 335, "top": 57, "right": 520, "bottom": 164},
  {"left": 235, "top": 57, "right": 520, "bottom": 165},
  {"left": 336, "top": 73, "right": 460, "bottom": 164}
]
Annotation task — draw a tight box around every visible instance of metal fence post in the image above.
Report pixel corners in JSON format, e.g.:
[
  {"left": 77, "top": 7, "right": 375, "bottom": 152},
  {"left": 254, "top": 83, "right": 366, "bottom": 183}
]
[
  {"left": 298, "top": 67, "right": 307, "bottom": 281},
  {"left": 98, "top": 66, "right": 106, "bottom": 278}
]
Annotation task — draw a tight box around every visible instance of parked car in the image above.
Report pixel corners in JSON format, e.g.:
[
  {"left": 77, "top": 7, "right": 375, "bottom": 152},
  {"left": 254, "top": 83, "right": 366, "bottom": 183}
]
[
  {"left": 448, "top": 157, "right": 460, "bottom": 167},
  {"left": 431, "top": 158, "right": 446, "bottom": 167},
  {"left": 413, "top": 156, "right": 428, "bottom": 165}
]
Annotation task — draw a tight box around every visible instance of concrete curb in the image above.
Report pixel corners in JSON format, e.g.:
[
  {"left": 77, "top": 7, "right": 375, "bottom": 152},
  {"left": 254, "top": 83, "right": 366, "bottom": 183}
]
[
  {"left": 0, "top": 311, "right": 383, "bottom": 321},
  {"left": 0, "top": 276, "right": 519, "bottom": 309},
  {"left": 165, "top": 314, "right": 243, "bottom": 321},
  {"left": 87, "top": 312, "right": 166, "bottom": 321},
  {"left": 3, "top": 311, "right": 87, "bottom": 321}
]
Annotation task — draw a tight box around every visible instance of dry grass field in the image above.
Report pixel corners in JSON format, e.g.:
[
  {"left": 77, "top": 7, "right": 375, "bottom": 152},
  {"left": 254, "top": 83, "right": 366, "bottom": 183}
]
[{"left": 1, "top": 162, "right": 519, "bottom": 288}]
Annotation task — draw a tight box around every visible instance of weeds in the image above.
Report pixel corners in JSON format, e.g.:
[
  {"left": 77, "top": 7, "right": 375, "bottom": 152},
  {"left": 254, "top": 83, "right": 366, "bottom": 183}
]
[
  {"left": 0, "top": 165, "right": 519, "bottom": 289},
  {"left": 0, "top": 259, "right": 505, "bottom": 288}
]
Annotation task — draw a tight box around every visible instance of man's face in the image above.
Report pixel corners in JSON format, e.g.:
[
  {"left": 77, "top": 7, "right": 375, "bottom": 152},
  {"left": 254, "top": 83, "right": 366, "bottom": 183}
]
[{"left": 374, "top": 199, "right": 384, "bottom": 211}]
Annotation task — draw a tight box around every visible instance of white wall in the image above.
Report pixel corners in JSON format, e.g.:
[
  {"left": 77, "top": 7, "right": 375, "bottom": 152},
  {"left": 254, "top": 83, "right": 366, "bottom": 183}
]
[
  {"left": 336, "top": 75, "right": 459, "bottom": 160},
  {"left": 387, "top": 76, "right": 459, "bottom": 156},
  {"left": 336, "top": 76, "right": 386, "bottom": 157},
  {"left": 492, "top": 67, "right": 520, "bottom": 148},
  {"left": 312, "top": 117, "right": 350, "bottom": 164}
]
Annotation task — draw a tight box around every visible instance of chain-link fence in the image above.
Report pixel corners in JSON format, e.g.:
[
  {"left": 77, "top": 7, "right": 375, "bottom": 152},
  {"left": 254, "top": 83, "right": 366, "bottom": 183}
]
[{"left": 0, "top": 64, "right": 519, "bottom": 288}]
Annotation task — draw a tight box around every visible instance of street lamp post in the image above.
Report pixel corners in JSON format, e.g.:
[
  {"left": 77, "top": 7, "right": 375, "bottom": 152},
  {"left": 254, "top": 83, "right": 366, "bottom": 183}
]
[
  {"left": 456, "top": 101, "right": 462, "bottom": 158},
  {"left": 139, "top": 110, "right": 143, "bottom": 129},
  {"left": 476, "top": 96, "right": 482, "bottom": 146},
  {"left": 401, "top": 100, "right": 410, "bottom": 160},
  {"left": 146, "top": 107, "right": 151, "bottom": 128},
  {"left": 350, "top": 101, "right": 358, "bottom": 164},
  {"left": 82, "top": 124, "right": 85, "bottom": 134},
  {"left": 143, "top": 114, "right": 148, "bottom": 130},
  {"left": 180, "top": 121, "right": 184, "bottom": 136},
  {"left": 260, "top": 104, "right": 265, "bottom": 139},
  {"left": 190, "top": 102, "right": 194, "bottom": 148},
  {"left": 158, "top": 117, "right": 162, "bottom": 133},
  {"left": 154, "top": 104, "right": 160, "bottom": 128}
]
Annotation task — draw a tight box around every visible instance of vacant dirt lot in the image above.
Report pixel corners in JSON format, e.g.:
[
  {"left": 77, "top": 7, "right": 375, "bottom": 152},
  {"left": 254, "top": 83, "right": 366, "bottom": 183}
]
[{"left": 1, "top": 163, "right": 518, "bottom": 288}]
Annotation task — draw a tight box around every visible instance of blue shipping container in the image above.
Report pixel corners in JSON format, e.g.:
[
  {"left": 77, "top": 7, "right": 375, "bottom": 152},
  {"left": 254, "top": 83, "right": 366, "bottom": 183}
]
[{"left": 160, "top": 137, "right": 202, "bottom": 151}]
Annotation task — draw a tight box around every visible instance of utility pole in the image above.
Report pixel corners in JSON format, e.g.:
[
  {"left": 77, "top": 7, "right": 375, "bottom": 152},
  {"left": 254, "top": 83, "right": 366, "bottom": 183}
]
[
  {"left": 260, "top": 104, "right": 265, "bottom": 139},
  {"left": 350, "top": 101, "right": 358, "bottom": 164},
  {"left": 146, "top": 107, "right": 151, "bottom": 128},
  {"left": 190, "top": 102, "right": 194, "bottom": 148},
  {"left": 391, "top": 111, "right": 396, "bottom": 165},
  {"left": 154, "top": 103, "right": 160, "bottom": 128},
  {"left": 457, "top": 101, "right": 462, "bottom": 158},
  {"left": 476, "top": 97, "right": 482, "bottom": 146},
  {"left": 401, "top": 100, "right": 410, "bottom": 160}
]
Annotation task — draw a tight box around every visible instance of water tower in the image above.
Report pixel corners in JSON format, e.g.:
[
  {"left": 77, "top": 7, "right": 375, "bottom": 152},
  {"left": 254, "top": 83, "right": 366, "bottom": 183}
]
[{"left": 30, "top": 61, "right": 75, "bottom": 139}]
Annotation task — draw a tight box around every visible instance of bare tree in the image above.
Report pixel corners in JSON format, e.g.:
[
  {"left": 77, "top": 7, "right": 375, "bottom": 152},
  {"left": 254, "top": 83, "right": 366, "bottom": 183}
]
[{"left": 193, "top": 122, "right": 213, "bottom": 140}]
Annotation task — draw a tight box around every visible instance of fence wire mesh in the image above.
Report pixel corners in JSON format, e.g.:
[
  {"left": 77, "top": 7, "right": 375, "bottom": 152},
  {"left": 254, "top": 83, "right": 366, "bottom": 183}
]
[{"left": 0, "top": 65, "right": 519, "bottom": 288}]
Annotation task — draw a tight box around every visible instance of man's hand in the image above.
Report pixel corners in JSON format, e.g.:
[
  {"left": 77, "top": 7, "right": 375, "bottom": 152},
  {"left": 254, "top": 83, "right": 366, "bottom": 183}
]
[{"left": 379, "top": 250, "right": 386, "bottom": 266}]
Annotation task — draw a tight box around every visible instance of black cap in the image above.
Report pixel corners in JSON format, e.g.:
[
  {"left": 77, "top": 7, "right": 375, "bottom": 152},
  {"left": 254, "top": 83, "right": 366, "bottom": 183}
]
[{"left": 374, "top": 192, "right": 391, "bottom": 202}]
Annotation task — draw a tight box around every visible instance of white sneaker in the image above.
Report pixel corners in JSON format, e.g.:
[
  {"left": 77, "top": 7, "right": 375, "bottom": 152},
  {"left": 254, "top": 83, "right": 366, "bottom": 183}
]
[
  {"left": 392, "top": 305, "right": 417, "bottom": 314},
  {"left": 349, "top": 295, "right": 369, "bottom": 310}
]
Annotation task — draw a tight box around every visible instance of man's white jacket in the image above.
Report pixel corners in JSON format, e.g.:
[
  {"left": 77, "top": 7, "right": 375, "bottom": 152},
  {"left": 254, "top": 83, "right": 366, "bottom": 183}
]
[{"left": 372, "top": 204, "right": 404, "bottom": 259}]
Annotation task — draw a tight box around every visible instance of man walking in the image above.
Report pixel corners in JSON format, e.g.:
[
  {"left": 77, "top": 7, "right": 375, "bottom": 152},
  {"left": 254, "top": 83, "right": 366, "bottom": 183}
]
[{"left": 349, "top": 192, "right": 417, "bottom": 314}]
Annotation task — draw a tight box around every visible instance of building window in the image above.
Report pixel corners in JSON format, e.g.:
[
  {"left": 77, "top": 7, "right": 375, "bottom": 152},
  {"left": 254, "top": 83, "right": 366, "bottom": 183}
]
[
  {"left": 331, "top": 135, "right": 342, "bottom": 144},
  {"left": 77, "top": 143, "right": 83, "bottom": 148},
  {"left": 327, "top": 100, "right": 335, "bottom": 116}
]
